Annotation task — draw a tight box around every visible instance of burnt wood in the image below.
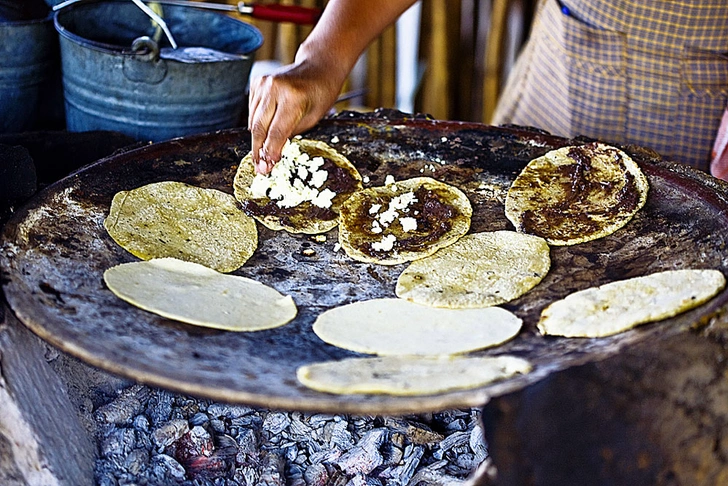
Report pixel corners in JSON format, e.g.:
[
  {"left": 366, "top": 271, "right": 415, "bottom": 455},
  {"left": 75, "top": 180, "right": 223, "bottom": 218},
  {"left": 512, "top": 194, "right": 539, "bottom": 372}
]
[{"left": 2, "top": 110, "right": 728, "bottom": 414}]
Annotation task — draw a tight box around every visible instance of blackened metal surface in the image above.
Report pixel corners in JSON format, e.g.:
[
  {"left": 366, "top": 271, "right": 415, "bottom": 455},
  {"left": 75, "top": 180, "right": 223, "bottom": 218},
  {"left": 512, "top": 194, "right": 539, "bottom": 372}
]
[{"left": 3, "top": 110, "right": 728, "bottom": 414}]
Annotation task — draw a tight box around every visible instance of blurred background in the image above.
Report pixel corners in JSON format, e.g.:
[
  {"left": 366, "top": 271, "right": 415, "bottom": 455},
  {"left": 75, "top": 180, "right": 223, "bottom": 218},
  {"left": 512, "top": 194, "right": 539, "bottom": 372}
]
[{"left": 243, "top": 0, "right": 535, "bottom": 124}]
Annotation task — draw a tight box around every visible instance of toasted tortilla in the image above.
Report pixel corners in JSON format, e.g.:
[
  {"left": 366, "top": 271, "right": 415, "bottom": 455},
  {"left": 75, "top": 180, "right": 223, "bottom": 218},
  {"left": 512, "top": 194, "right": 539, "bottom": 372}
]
[
  {"left": 104, "top": 258, "right": 297, "bottom": 331},
  {"left": 312, "top": 298, "right": 522, "bottom": 356},
  {"left": 538, "top": 269, "right": 725, "bottom": 338},
  {"left": 104, "top": 181, "right": 257, "bottom": 273},
  {"left": 233, "top": 138, "right": 362, "bottom": 234},
  {"left": 338, "top": 177, "right": 472, "bottom": 265},
  {"left": 396, "top": 231, "right": 550, "bottom": 308},
  {"left": 505, "top": 143, "right": 649, "bottom": 246},
  {"left": 296, "top": 355, "right": 532, "bottom": 396}
]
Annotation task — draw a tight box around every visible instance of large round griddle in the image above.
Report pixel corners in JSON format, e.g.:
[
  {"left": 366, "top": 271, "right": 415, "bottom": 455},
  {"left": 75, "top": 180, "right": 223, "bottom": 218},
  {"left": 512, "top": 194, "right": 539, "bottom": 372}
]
[{"left": 3, "top": 111, "right": 728, "bottom": 415}]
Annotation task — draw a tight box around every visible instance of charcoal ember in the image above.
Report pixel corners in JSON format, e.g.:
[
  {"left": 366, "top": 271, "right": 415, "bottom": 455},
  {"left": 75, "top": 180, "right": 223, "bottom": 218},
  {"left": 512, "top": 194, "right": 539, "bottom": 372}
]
[
  {"left": 94, "top": 385, "right": 150, "bottom": 425},
  {"left": 469, "top": 425, "right": 488, "bottom": 463},
  {"left": 263, "top": 411, "right": 291, "bottom": 438},
  {"left": 152, "top": 453, "right": 186, "bottom": 480},
  {"left": 190, "top": 411, "right": 209, "bottom": 426},
  {"left": 383, "top": 417, "right": 444, "bottom": 445},
  {"left": 259, "top": 449, "right": 286, "bottom": 486},
  {"left": 146, "top": 390, "right": 174, "bottom": 426},
  {"left": 210, "top": 418, "right": 227, "bottom": 434},
  {"left": 171, "top": 425, "right": 214, "bottom": 466},
  {"left": 125, "top": 448, "right": 150, "bottom": 476},
  {"left": 287, "top": 413, "right": 314, "bottom": 441},
  {"left": 324, "top": 418, "right": 355, "bottom": 450},
  {"left": 132, "top": 414, "right": 150, "bottom": 433},
  {"left": 100, "top": 427, "right": 136, "bottom": 459},
  {"left": 335, "top": 429, "right": 387, "bottom": 475},
  {"left": 207, "top": 403, "right": 256, "bottom": 419},
  {"left": 379, "top": 443, "right": 424, "bottom": 484},
  {"left": 381, "top": 431, "right": 405, "bottom": 466},
  {"left": 236, "top": 428, "right": 259, "bottom": 459},
  {"left": 309, "top": 447, "right": 343, "bottom": 465},
  {"left": 434, "top": 431, "right": 470, "bottom": 460},
  {"left": 409, "top": 460, "right": 467, "bottom": 485},
  {"left": 152, "top": 418, "right": 189, "bottom": 449},
  {"left": 304, "top": 462, "right": 329, "bottom": 486}
]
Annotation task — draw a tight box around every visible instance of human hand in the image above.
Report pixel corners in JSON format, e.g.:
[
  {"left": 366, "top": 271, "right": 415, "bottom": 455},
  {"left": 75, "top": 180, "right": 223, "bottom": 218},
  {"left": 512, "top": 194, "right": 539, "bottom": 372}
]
[{"left": 248, "top": 60, "right": 344, "bottom": 174}]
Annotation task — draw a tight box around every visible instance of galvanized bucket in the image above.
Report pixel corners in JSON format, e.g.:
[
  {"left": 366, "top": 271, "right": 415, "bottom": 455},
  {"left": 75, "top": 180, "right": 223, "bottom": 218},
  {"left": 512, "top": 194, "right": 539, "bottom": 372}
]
[
  {"left": 54, "top": 0, "right": 263, "bottom": 141},
  {"left": 0, "top": 12, "right": 62, "bottom": 133}
]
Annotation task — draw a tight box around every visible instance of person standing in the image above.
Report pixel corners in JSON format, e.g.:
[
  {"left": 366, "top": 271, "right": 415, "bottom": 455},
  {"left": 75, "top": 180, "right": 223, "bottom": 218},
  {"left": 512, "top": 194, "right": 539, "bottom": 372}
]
[{"left": 248, "top": 0, "right": 728, "bottom": 175}]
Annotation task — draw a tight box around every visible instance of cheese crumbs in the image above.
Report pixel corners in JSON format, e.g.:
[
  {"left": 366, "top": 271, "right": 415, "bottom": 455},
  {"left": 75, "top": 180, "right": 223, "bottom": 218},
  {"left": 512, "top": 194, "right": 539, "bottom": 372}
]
[{"left": 250, "top": 140, "right": 334, "bottom": 209}]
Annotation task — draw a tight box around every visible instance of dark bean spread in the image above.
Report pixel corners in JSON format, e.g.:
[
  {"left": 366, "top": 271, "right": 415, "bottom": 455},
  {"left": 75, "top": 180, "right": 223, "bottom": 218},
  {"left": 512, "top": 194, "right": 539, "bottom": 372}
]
[
  {"left": 516, "top": 143, "right": 643, "bottom": 241},
  {"left": 350, "top": 185, "right": 461, "bottom": 257}
]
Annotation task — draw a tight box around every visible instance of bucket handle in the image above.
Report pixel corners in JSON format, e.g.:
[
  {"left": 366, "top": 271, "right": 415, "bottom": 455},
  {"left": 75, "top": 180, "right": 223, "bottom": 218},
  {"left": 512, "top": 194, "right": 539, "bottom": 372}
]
[
  {"left": 123, "top": 36, "right": 167, "bottom": 84},
  {"left": 131, "top": 36, "right": 160, "bottom": 62}
]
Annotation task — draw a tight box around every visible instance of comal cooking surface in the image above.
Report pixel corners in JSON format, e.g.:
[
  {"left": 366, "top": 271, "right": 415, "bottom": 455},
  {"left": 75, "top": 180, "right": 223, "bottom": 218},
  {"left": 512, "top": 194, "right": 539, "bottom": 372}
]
[{"left": 3, "top": 112, "right": 728, "bottom": 414}]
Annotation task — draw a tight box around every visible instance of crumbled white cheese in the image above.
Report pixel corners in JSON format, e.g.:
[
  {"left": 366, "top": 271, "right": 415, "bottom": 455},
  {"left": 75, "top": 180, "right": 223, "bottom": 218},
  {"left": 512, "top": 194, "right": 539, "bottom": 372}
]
[
  {"left": 331, "top": 135, "right": 339, "bottom": 144},
  {"left": 384, "top": 175, "right": 396, "bottom": 186},
  {"left": 333, "top": 242, "right": 341, "bottom": 252},
  {"left": 363, "top": 175, "right": 370, "bottom": 184},
  {"left": 371, "top": 220, "right": 383, "bottom": 234},
  {"left": 369, "top": 203, "right": 382, "bottom": 215},
  {"left": 312, "top": 234, "right": 326, "bottom": 242},
  {"left": 378, "top": 207, "right": 397, "bottom": 226},
  {"left": 310, "top": 169, "right": 328, "bottom": 188},
  {"left": 311, "top": 188, "right": 336, "bottom": 208},
  {"left": 249, "top": 139, "right": 336, "bottom": 209},
  {"left": 441, "top": 136, "right": 448, "bottom": 142},
  {"left": 400, "top": 217, "right": 417, "bottom": 232},
  {"left": 390, "top": 192, "right": 417, "bottom": 211},
  {"left": 371, "top": 234, "right": 396, "bottom": 252}
]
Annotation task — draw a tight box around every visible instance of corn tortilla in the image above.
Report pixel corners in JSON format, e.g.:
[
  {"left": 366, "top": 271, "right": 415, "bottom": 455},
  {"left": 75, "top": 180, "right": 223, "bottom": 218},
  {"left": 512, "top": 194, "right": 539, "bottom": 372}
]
[
  {"left": 104, "top": 258, "right": 297, "bottom": 331},
  {"left": 104, "top": 181, "right": 257, "bottom": 273},
  {"left": 396, "top": 231, "right": 550, "bottom": 308}
]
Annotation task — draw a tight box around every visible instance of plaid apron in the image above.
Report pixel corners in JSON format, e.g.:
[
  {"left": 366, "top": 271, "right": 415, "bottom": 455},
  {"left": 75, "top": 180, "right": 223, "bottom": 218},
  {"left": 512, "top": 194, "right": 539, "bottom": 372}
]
[{"left": 492, "top": 0, "right": 728, "bottom": 171}]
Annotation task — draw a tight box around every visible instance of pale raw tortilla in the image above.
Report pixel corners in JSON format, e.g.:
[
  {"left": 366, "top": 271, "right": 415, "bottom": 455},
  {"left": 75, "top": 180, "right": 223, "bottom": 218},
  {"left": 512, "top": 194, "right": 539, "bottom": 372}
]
[
  {"left": 104, "top": 181, "right": 257, "bottom": 273},
  {"left": 104, "top": 258, "right": 297, "bottom": 331},
  {"left": 505, "top": 143, "right": 649, "bottom": 246},
  {"left": 396, "top": 231, "right": 550, "bottom": 308},
  {"left": 538, "top": 269, "right": 725, "bottom": 338},
  {"left": 296, "top": 355, "right": 532, "bottom": 396},
  {"left": 233, "top": 138, "right": 362, "bottom": 234},
  {"left": 338, "top": 177, "right": 472, "bottom": 265},
  {"left": 312, "top": 298, "right": 522, "bottom": 355}
]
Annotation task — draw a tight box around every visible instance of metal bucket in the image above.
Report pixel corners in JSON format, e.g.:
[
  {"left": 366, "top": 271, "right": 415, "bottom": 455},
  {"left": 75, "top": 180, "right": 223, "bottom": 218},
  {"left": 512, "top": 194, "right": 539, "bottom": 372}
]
[
  {"left": 54, "top": 0, "right": 263, "bottom": 142},
  {"left": 0, "top": 12, "right": 63, "bottom": 133}
]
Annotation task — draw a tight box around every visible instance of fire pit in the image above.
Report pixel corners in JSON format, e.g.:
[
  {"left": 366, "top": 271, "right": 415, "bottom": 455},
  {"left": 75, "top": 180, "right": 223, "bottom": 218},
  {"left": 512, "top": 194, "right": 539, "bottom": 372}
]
[{"left": 3, "top": 110, "right": 728, "bottom": 484}]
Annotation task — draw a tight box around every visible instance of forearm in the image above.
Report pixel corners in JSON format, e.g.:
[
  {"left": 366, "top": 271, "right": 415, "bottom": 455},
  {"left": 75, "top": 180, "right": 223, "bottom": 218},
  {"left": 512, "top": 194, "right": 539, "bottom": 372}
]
[{"left": 295, "top": 0, "right": 418, "bottom": 83}]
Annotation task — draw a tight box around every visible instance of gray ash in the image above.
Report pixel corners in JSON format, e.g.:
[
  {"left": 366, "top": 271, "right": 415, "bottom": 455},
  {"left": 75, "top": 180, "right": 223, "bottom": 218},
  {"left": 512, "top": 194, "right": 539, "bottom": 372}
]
[{"left": 93, "top": 386, "right": 487, "bottom": 485}]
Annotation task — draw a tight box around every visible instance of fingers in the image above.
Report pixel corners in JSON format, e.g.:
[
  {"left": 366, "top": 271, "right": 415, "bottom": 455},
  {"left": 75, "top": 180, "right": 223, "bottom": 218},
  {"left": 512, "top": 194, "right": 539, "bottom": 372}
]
[{"left": 248, "top": 74, "right": 308, "bottom": 175}]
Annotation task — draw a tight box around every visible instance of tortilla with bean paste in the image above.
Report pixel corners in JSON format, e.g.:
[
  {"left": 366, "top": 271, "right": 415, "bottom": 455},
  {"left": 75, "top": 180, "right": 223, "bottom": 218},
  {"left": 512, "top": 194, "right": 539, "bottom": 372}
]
[
  {"left": 233, "top": 138, "right": 362, "bottom": 234},
  {"left": 338, "top": 177, "right": 472, "bottom": 265},
  {"left": 505, "top": 143, "right": 649, "bottom": 246}
]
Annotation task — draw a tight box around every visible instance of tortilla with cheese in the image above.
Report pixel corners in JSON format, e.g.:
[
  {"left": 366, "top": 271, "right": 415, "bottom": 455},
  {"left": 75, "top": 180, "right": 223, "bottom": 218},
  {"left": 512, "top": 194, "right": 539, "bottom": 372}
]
[
  {"left": 104, "top": 181, "right": 257, "bottom": 273},
  {"left": 338, "top": 177, "right": 472, "bottom": 265},
  {"left": 505, "top": 143, "right": 649, "bottom": 246},
  {"left": 296, "top": 355, "right": 532, "bottom": 396},
  {"left": 396, "top": 231, "right": 550, "bottom": 308},
  {"left": 538, "top": 269, "right": 725, "bottom": 337},
  {"left": 312, "top": 298, "right": 522, "bottom": 356},
  {"left": 104, "top": 258, "right": 297, "bottom": 331},
  {"left": 233, "top": 138, "right": 362, "bottom": 234}
]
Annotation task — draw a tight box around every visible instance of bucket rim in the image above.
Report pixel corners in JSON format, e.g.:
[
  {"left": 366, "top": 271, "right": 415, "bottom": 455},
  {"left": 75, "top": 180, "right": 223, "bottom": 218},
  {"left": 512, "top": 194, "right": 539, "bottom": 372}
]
[{"left": 53, "top": 0, "right": 263, "bottom": 58}]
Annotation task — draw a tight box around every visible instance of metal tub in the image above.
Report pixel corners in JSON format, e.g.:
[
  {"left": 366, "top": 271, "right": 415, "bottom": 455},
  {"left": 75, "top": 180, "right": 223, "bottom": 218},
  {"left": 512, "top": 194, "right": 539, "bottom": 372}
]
[{"left": 54, "top": 0, "right": 263, "bottom": 141}]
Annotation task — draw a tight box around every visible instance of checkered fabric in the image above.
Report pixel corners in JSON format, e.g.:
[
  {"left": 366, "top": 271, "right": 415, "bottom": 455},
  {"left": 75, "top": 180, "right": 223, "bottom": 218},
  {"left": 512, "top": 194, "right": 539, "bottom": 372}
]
[{"left": 493, "top": 0, "right": 728, "bottom": 171}]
